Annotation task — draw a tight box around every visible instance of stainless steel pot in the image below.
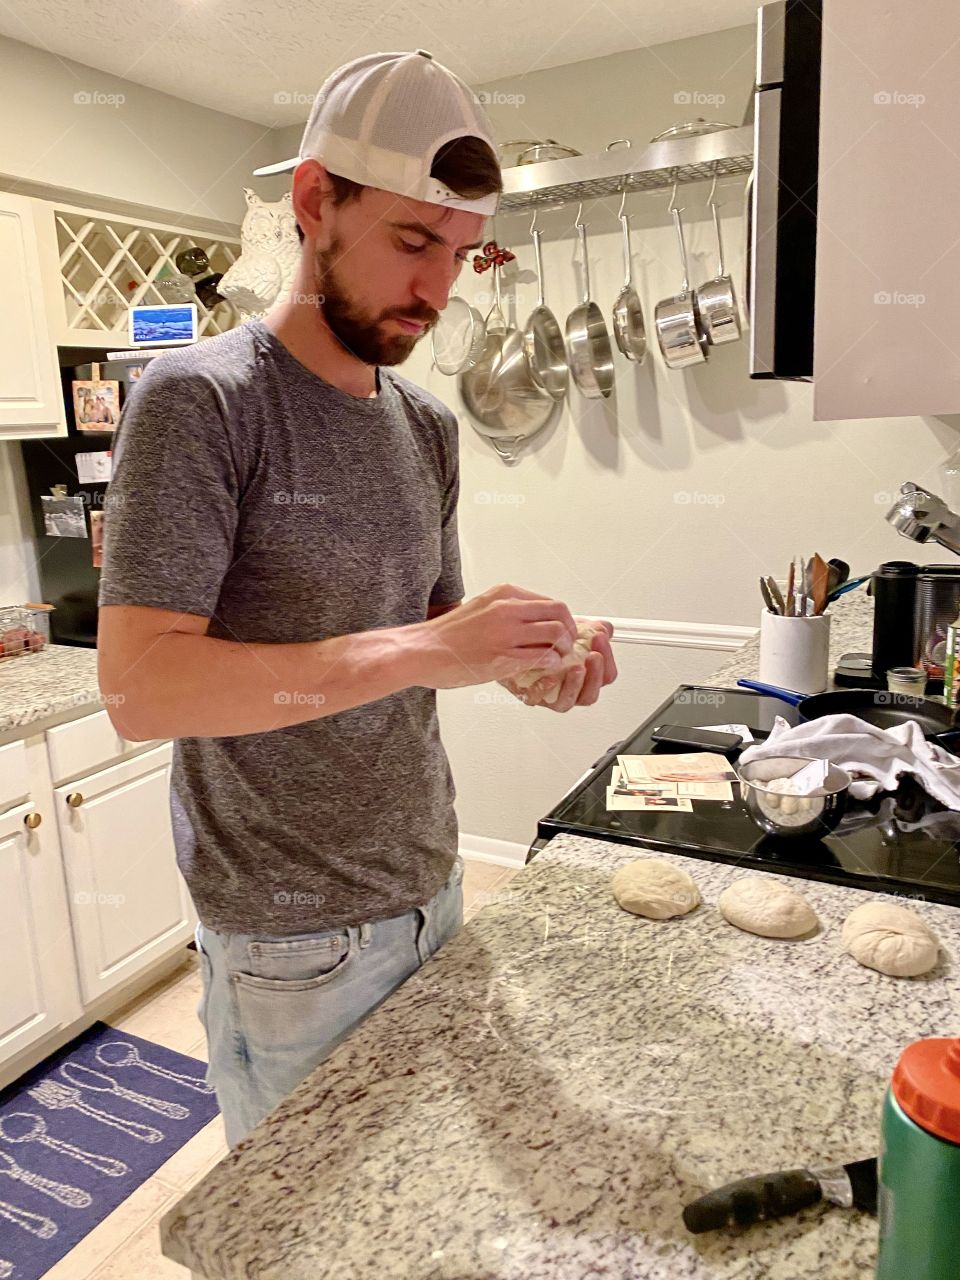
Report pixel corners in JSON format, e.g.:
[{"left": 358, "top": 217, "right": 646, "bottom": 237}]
[
  {"left": 459, "top": 262, "right": 556, "bottom": 458},
  {"left": 611, "top": 186, "right": 646, "bottom": 363},
  {"left": 655, "top": 184, "right": 709, "bottom": 369},
  {"left": 564, "top": 205, "right": 615, "bottom": 398},
  {"left": 695, "top": 175, "right": 742, "bottom": 346},
  {"left": 521, "top": 212, "right": 568, "bottom": 400}
]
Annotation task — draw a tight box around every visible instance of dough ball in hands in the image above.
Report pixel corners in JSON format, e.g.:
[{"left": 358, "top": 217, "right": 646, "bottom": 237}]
[
  {"left": 612, "top": 858, "right": 701, "bottom": 920},
  {"left": 842, "top": 901, "right": 940, "bottom": 977},
  {"left": 718, "top": 877, "right": 818, "bottom": 938},
  {"left": 512, "top": 621, "right": 606, "bottom": 704}
]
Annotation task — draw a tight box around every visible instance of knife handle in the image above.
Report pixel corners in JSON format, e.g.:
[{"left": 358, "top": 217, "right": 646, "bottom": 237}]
[{"left": 682, "top": 1169, "right": 822, "bottom": 1233}]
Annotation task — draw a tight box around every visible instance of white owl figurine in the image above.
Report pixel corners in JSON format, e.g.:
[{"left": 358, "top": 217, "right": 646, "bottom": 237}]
[{"left": 220, "top": 188, "right": 301, "bottom": 320}]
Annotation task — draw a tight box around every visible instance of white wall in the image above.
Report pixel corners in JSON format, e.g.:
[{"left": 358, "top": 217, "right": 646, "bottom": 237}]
[{"left": 3, "top": 26, "right": 959, "bottom": 858}]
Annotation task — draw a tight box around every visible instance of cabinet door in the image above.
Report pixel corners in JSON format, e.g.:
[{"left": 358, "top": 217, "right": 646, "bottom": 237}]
[
  {"left": 55, "top": 743, "right": 195, "bottom": 1003},
  {"left": 813, "top": 0, "right": 960, "bottom": 419},
  {"left": 0, "top": 192, "right": 67, "bottom": 439},
  {"left": 0, "top": 800, "right": 81, "bottom": 1066}
]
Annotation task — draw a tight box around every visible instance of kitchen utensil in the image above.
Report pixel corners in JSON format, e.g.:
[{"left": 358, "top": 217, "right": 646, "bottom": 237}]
[
  {"left": 760, "top": 576, "right": 779, "bottom": 614},
  {"left": 28, "top": 1078, "right": 164, "bottom": 1142},
  {"left": 0, "top": 1150, "right": 91, "bottom": 1207},
  {"left": 96, "top": 1037, "right": 214, "bottom": 1091},
  {"left": 737, "top": 754, "right": 851, "bottom": 838},
  {"left": 829, "top": 575, "right": 870, "bottom": 603},
  {"left": 828, "top": 558, "right": 851, "bottom": 593},
  {"left": 497, "top": 139, "right": 581, "bottom": 167},
  {"left": 785, "top": 559, "right": 796, "bottom": 617},
  {"left": 521, "top": 211, "right": 568, "bottom": 400},
  {"left": 564, "top": 204, "right": 615, "bottom": 398},
  {"left": 612, "top": 184, "right": 646, "bottom": 363},
  {"left": 0, "top": 1112, "right": 129, "bottom": 1175},
  {"left": 737, "top": 678, "right": 960, "bottom": 751},
  {"left": 59, "top": 1061, "right": 190, "bottom": 1118},
  {"left": 430, "top": 279, "right": 486, "bottom": 375},
  {"left": 766, "top": 576, "right": 786, "bottom": 615},
  {"left": 459, "top": 262, "right": 556, "bottom": 458},
  {"left": 809, "top": 552, "right": 830, "bottom": 615},
  {"left": 758, "top": 610, "right": 831, "bottom": 694},
  {"left": 694, "top": 174, "right": 742, "bottom": 346},
  {"left": 683, "top": 1156, "right": 877, "bottom": 1233},
  {"left": 655, "top": 184, "right": 709, "bottom": 369}
]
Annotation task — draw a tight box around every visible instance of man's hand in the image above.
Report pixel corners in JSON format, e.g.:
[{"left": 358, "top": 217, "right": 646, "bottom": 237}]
[{"left": 499, "top": 617, "right": 617, "bottom": 712}]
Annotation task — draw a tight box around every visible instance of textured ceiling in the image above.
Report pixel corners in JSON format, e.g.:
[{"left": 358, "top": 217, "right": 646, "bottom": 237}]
[{"left": 0, "top": 0, "right": 758, "bottom": 125}]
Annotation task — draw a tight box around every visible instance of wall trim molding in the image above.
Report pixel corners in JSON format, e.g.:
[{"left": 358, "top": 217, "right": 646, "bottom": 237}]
[
  {"left": 607, "top": 616, "right": 757, "bottom": 652},
  {"left": 458, "top": 832, "right": 529, "bottom": 869}
]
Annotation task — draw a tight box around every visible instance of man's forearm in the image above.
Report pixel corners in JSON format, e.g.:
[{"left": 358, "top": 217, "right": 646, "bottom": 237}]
[{"left": 101, "top": 625, "right": 430, "bottom": 741}]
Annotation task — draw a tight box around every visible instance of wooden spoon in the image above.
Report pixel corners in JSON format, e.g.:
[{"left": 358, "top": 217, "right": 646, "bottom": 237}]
[{"left": 810, "top": 552, "right": 830, "bottom": 615}]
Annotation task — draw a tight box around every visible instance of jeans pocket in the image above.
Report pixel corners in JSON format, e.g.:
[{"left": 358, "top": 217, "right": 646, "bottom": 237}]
[{"left": 229, "top": 930, "right": 355, "bottom": 1053}]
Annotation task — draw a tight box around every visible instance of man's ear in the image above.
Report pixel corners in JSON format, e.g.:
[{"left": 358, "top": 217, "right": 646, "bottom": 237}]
[{"left": 291, "top": 159, "right": 338, "bottom": 242}]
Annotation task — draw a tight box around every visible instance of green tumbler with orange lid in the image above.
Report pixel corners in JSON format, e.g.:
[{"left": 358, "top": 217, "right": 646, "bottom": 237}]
[{"left": 876, "top": 1036, "right": 960, "bottom": 1278}]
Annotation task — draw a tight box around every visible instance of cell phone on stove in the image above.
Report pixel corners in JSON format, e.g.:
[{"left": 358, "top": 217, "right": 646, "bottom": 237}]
[{"left": 650, "top": 724, "right": 744, "bottom": 752}]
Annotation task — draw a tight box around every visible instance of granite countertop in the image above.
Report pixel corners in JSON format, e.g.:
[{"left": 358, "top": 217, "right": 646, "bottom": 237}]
[
  {"left": 161, "top": 829, "right": 960, "bottom": 1280},
  {"left": 0, "top": 642, "right": 102, "bottom": 738}
]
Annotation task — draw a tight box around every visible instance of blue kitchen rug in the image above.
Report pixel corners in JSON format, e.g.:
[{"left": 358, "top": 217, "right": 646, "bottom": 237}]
[{"left": 0, "top": 1021, "right": 219, "bottom": 1279}]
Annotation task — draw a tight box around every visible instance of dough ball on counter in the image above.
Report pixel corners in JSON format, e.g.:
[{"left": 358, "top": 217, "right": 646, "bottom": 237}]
[
  {"left": 511, "top": 621, "right": 605, "bottom": 704},
  {"left": 612, "top": 859, "right": 701, "bottom": 920},
  {"left": 841, "top": 901, "right": 940, "bottom": 977},
  {"left": 718, "top": 877, "right": 818, "bottom": 938}
]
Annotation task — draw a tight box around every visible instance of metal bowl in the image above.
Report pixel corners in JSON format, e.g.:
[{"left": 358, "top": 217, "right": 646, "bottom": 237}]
[{"left": 737, "top": 755, "right": 852, "bottom": 839}]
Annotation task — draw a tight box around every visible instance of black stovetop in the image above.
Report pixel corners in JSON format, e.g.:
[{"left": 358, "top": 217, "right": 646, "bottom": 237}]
[{"left": 534, "top": 685, "right": 960, "bottom": 907}]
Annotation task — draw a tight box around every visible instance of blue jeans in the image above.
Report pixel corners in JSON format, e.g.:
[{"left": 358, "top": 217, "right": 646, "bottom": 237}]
[{"left": 194, "top": 855, "right": 465, "bottom": 1149}]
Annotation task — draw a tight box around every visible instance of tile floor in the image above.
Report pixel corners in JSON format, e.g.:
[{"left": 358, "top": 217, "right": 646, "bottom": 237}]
[{"left": 43, "top": 857, "right": 519, "bottom": 1279}]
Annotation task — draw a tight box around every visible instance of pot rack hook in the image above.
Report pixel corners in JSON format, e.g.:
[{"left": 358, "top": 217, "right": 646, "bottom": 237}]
[
  {"left": 617, "top": 186, "right": 628, "bottom": 221},
  {"left": 574, "top": 200, "right": 584, "bottom": 229},
  {"left": 529, "top": 207, "right": 539, "bottom": 236},
  {"left": 707, "top": 172, "right": 719, "bottom": 209},
  {"left": 667, "top": 177, "right": 682, "bottom": 214}
]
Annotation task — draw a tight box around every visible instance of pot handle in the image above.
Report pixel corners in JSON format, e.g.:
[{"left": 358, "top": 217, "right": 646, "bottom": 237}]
[{"left": 737, "top": 678, "right": 807, "bottom": 706}]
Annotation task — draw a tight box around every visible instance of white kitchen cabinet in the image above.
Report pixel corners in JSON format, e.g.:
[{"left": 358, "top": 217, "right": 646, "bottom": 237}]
[
  {"left": 0, "top": 739, "right": 82, "bottom": 1072},
  {"left": 813, "top": 0, "right": 960, "bottom": 419},
  {"left": 54, "top": 741, "right": 195, "bottom": 1004},
  {"left": 0, "top": 192, "right": 68, "bottom": 439}
]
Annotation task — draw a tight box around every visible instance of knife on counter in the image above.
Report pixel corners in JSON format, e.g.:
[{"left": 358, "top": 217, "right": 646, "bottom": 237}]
[{"left": 682, "top": 1157, "right": 878, "bottom": 1233}]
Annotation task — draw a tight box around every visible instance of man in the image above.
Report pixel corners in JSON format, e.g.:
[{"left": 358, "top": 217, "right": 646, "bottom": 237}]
[{"left": 97, "top": 49, "right": 618, "bottom": 1149}]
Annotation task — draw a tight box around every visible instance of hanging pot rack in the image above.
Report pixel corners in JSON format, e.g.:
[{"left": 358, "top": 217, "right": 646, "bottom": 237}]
[{"left": 496, "top": 123, "right": 753, "bottom": 214}]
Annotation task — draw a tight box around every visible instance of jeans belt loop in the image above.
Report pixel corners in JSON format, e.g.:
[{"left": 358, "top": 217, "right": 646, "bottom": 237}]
[{"left": 358, "top": 922, "right": 371, "bottom": 949}]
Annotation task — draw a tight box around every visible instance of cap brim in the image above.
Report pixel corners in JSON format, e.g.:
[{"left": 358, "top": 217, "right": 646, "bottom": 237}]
[{"left": 252, "top": 156, "right": 299, "bottom": 176}]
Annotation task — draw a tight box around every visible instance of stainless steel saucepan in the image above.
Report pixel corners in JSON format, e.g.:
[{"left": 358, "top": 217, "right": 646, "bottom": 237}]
[
  {"left": 655, "top": 183, "right": 709, "bottom": 369},
  {"left": 564, "top": 203, "right": 615, "bottom": 398},
  {"left": 521, "top": 209, "right": 568, "bottom": 400},
  {"left": 612, "top": 185, "right": 646, "bottom": 363},
  {"left": 695, "top": 175, "right": 742, "bottom": 346}
]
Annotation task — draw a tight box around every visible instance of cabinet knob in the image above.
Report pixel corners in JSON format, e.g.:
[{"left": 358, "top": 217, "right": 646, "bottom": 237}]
[
  {"left": 66, "top": 792, "right": 84, "bottom": 808},
  {"left": 23, "top": 811, "right": 42, "bottom": 829}
]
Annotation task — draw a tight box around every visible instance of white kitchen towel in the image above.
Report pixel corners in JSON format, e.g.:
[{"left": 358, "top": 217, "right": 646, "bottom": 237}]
[{"left": 738, "top": 713, "right": 960, "bottom": 809}]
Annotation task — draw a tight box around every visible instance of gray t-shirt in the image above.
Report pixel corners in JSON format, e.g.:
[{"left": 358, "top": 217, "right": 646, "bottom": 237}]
[{"left": 98, "top": 317, "right": 463, "bottom": 936}]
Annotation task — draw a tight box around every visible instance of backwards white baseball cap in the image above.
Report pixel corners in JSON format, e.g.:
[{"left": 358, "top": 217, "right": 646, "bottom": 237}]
[{"left": 253, "top": 49, "right": 500, "bottom": 216}]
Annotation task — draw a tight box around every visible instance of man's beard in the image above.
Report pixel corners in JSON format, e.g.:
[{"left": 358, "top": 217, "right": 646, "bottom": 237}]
[{"left": 313, "top": 241, "right": 436, "bottom": 367}]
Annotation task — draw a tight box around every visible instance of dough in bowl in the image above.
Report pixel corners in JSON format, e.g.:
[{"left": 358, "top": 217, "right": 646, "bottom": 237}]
[
  {"left": 841, "top": 901, "right": 940, "bottom": 977},
  {"left": 718, "top": 876, "right": 818, "bottom": 938},
  {"left": 612, "top": 858, "right": 701, "bottom": 920}
]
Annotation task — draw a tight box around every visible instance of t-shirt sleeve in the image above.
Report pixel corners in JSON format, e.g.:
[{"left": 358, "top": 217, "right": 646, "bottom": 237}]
[
  {"left": 97, "top": 359, "right": 241, "bottom": 618},
  {"left": 429, "top": 409, "right": 464, "bottom": 607}
]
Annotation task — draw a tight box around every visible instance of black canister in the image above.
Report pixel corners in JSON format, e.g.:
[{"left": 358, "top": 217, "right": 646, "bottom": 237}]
[{"left": 872, "top": 561, "right": 920, "bottom": 681}]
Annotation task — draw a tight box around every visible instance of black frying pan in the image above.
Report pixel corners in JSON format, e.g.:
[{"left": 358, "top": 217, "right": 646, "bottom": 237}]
[{"left": 738, "top": 679, "right": 960, "bottom": 751}]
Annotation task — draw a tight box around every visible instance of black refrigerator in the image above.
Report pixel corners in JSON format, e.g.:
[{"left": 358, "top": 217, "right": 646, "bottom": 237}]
[{"left": 19, "top": 355, "right": 145, "bottom": 647}]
